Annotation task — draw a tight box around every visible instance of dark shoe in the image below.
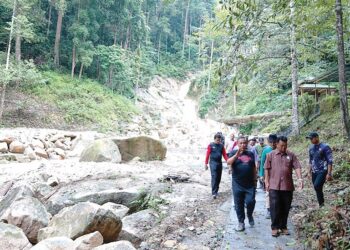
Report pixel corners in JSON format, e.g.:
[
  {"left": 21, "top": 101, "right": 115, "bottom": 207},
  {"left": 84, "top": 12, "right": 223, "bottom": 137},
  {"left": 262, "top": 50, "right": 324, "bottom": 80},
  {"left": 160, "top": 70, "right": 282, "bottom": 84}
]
[
  {"left": 272, "top": 229, "right": 279, "bottom": 237},
  {"left": 248, "top": 217, "right": 254, "bottom": 227},
  {"left": 235, "top": 223, "right": 245, "bottom": 231},
  {"left": 212, "top": 194, "right": 217, "bottom": 199},
  {"left": 280, "top": 229, "right": 290, "bottom": 235}
]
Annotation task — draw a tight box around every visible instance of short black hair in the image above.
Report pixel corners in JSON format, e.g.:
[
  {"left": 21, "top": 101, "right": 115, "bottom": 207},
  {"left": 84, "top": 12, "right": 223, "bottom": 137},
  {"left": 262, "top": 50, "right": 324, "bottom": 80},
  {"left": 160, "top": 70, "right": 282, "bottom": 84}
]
[
  {"left": 277, "top": 135, "right": 288, "bottom": 143},
  {"left": 237, "top": 135, "right": 248, "bottom": 142},
  {"left": 214, "top": 133, "right": 222, "bottom": 140},
  {"left": 268, "top": 134, "right": 278, "bottom": 143}
]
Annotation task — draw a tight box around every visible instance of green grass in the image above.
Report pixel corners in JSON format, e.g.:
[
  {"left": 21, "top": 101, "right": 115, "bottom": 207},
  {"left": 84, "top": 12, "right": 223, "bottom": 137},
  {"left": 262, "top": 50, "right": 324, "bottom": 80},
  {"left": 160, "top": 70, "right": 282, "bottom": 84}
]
[{"left": 23, "top": 71, "right": 138, "bottom": 131}]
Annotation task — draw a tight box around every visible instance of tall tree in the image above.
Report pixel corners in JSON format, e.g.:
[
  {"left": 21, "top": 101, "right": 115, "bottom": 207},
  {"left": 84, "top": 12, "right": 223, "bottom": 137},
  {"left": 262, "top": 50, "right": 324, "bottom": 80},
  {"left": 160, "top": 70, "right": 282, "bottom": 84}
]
[
  {"left": 290, "top": 0, "right": 300, "bottom": 135},
  {"left": 53, "top": 0, "right": 66, "bottom": 66},
  {"left": 335, "top": 0, "right": 350, "bottom": 140}
]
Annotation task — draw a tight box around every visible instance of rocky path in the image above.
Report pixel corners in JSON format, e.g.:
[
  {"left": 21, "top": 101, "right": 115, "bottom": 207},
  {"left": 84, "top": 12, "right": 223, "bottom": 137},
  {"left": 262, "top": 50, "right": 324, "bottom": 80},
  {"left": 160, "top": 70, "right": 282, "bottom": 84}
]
[{"left": 221, "top": 189, "right": 298, "bottom": 250}]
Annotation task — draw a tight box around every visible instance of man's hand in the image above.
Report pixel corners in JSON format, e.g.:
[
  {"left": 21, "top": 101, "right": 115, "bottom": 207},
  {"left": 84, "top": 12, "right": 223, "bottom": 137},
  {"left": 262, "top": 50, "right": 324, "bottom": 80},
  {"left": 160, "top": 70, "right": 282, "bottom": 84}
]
[
  {"left": 297, "top": 179, "right": 304, "bottom": 190},
  {"left": 205, "top": 164, "right": 208, "bottom": 171},
  {"left": 236, "top": 147, "right": 244, "bottom": 157},
  {"left": 265, "top": 182, "right": 270, "bottom": 192},
  {"left": 326, "top": 173, "right": 333, "bottom": 182},
  {"left": 307, "top": 171, "right": 312, "bottom": 180}
]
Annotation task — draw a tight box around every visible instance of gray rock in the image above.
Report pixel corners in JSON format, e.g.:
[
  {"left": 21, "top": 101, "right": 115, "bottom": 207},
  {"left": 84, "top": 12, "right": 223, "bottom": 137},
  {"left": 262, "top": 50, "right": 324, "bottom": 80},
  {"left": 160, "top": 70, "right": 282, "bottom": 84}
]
[
  {"left": 73, "top": 231, "right": 104, "bottom": 250},
  {"left": 0, "top": 185, "right": 34, "bottom": 217},
  {"left": 102, "top": 203, "right": 129, "bottom": 219},
  {"left": 0, "top": 222, "right": 32, "bottom": 250},
  {"left": 38, "top": 202, "right": 122, "bottom": 243},
  {"left": 113, "top": 136, "right": 167, "bottom": 161},
  {"left": 31, "top": 237, "right": 74, "bottom": 250},
  {"left": 46, "top": 182, "right": 140, "bottom": 215},
  {"left": 80, "top": 139, "right": 121, "bottom": 163},
  {"left": 93, "top": 241, "right": 136, "bottom": 250},
  {"left": 0, "top": 196, "right": 50, "bottom": 243},
  {"left": 0, "top": 142, "right": 8, "bottom": 153},
  {"left": 118, "top": 209, "right": 157, "bottom": 248}
]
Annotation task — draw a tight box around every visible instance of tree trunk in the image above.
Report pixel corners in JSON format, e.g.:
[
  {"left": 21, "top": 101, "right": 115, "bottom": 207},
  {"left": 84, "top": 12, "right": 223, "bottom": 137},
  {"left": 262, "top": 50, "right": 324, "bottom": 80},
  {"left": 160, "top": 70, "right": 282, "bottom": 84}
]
[
  {"left": 15, "top": 35, "right": 21, "bottom": 62},
  {"left": 207, "top": 40, "right": 214, "bottom": 92},
  {"left": 157, "top": 34, "right": 161, "bottom": 65},
  {"left": 47, "top": 1, "right": 52, "bottom": 37},
  {"left": 71, "top": 45, "right": 76, "bottom": 78},
  {"left": 125, "top": 22, "right": 130, "bottom": 50},
  {"left": 233, "top": 84, "right": 237, "bottom": 115},
  {"left": 182, "top": 0, "right": 190, "bottom": 58},
  {"left": 1, "top": 0, "right": 17, "bottom": 121},
  {"left": 290, "top": 0, "right": 300, "bottom": 135},
  {"left": 79, "top": 63, "right": 84, "bottom": 79},
  {"left": 335, "top": 0, "right": 350, "bottom": 140},
  {"left": 54, "top": 9, "right": 63, "bottom": 66},
  {"left": 108, "top": 66, "right": 113, "bottom": 89}
]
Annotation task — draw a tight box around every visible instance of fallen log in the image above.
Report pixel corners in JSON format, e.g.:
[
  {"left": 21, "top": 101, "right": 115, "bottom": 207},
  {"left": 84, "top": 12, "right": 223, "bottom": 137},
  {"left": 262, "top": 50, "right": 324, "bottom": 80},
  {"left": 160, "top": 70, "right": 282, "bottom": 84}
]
[{"left": 221, "top": 111, "right": 290, "bottom": 125}]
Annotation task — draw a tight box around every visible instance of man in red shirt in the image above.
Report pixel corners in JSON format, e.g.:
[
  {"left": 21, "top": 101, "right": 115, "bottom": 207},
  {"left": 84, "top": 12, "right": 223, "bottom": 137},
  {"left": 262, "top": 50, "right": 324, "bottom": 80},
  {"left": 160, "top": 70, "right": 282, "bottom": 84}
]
[
  {"left": 205, "top": 133, "right": 228, "bottom": 199},
  {"left": 264, "top": 136, "right": 303, "bottom": 237}
]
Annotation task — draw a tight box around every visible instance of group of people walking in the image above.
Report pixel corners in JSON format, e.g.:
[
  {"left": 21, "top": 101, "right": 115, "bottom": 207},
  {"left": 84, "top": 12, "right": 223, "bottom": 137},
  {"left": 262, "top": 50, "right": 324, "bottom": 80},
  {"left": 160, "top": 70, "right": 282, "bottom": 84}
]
[{"left": 204, "top": 131, "right": 333, "bottom": 237}]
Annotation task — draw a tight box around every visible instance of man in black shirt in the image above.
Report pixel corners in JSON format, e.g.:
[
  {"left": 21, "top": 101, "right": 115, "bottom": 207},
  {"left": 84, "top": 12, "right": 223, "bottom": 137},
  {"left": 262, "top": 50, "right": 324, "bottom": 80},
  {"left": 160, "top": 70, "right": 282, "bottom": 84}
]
[{"left": 227, "top": 136, "right": 257, "bottom": 231}]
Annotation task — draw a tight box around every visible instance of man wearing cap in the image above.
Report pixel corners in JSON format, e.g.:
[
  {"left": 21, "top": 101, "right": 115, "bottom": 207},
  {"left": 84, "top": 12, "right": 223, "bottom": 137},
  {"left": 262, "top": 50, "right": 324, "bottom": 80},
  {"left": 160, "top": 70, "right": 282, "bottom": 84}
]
[
  {"left": 264, "top": 136, "right": 303, "bottom": 237},
  {"left": 307, "top": 132, "right": 333, "bottom": 207}
]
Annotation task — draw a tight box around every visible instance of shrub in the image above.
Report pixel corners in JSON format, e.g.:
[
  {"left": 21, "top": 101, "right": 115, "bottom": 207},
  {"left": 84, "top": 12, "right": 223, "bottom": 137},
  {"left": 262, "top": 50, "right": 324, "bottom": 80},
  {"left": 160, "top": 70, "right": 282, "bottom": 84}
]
[
  {"left": 320, "top": 95, "right": 339, "bottom": 113},
  {"left": 198, "top": 90, "right": 219, "bottom": 118},
  {"left": 299, "top": 94, "right": 316, "bottom": 122}
]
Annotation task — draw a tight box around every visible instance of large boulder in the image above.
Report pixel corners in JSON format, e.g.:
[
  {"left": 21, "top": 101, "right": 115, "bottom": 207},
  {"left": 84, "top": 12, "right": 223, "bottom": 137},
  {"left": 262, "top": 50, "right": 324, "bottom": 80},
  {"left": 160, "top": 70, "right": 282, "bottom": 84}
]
[
  {"left": 80, "top": 139, "right": 121, "bottom": 163},
  {"left": 118, "top": 209, "right": 157, "bottom": 248},
  {"left": 31, "top": 237, "right": 74, "bottom": 250},
  {"left": 9, "top": 140, "right": 25, "bottom": 154},
  {"left": 73, "top": 231, "right": 104, "bottom": 250},
  {"left": 0, "top": 222, "right": 32, "bottom": 250},
  {"left": 38, "top": 202, "right": 122, "bottom": 243},
  {"left": 46, "top": 181, "right": 140, "bottom": 215},
  {"left": 93, "top": 241, "right": 136, "bottom": 250},
  {"left": 0, "top": 185, "right": 34, "bottom": 217},
  {"left": 0, "top": 196, "right": 51, "bottom": 243},
  {"left": 113, "top": 136, "right": 167, "bottom": 161},
  {"left": 0, "top": 142, "right": 8, "bottom": 153}
]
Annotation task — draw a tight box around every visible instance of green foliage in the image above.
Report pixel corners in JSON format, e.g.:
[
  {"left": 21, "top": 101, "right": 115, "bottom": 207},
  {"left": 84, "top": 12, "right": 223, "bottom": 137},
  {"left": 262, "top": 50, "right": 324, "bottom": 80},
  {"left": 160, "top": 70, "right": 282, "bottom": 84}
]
[
  {"left": 239, "top": 122, "right": 258, "bottom": 135},
  {"left": 131, "top": 190, "right": 168, "bottom": 220},
  {"left": 299, "top": 94, "right": 316, "bottom": 122},
  {"left": 22, "top": 71, "right": 137, "bottom": 131},
  {"left": 198, "top": 89, "right": 219, "bottom": 118},
  {"left": 320, "top": 95, "right": 340, "bottom": 113},
  {"left": 261, "top": 116, "right": 291, "bottom": 134}
]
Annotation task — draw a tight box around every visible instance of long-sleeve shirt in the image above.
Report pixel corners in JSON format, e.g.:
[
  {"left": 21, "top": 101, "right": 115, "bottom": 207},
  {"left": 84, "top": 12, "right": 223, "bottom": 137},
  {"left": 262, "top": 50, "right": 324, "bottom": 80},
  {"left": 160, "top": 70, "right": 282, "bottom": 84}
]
[
  {"left": 259, "top": 146, "right": 273, "bottom": 177},
  {"left": 205, "top": 143, "right": 228, "bottom": 165},
  {"left": 309, "top": 143, "right": 333, "bottom": 173}
]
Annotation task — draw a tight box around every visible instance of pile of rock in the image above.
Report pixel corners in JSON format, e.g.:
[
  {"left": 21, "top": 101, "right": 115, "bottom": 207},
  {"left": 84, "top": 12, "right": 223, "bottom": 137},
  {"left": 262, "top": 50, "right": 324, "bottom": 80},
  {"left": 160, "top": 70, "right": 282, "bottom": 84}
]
[
  {"left": 0, "top": 184, "right": 156, "bottom": 249},
  {"left": 0, "top": 132, "right": 79, "bottom": 163}
]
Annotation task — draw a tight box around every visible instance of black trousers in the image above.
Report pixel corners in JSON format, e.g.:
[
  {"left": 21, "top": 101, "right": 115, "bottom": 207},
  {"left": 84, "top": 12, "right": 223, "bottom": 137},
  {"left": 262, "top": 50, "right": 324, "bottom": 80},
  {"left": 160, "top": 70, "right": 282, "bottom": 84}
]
[
  {"left": 312, "top": 170, "right": 327, "bottom": 206},
  {"left": 269, "top": 190, "right": 293, "bottom": 230},
  {"left": 232, "top": 180, "right": 256, "bottom": 223},
  {"left": 210, "top": 163, "right": 222, "bottom": 195}
]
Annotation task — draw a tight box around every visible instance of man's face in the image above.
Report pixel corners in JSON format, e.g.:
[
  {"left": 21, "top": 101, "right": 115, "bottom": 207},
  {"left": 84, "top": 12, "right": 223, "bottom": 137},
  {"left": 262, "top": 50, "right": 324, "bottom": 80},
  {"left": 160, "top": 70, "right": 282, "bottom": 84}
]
[
  {"left": 230, "top": 134, "right": 235, "bottom": 140},
  {"left": 277, "top": 140, "right": 287, "bottom": 153},
  {"left": 214, "top": 137, "right": 221, "bottom": 144},
  {"left": 259, "top": 141, "right": 264, "bottom": 146},
  {"left": 271, "top": 141, "right": 277, "bottom": 149},
  {"left": 238, "top": 138, "right": 248, "bottom": 150},
  {"left": 310, "top": 137, "right": 319, "bottom": 145},
  {"left": 249, "top": 140, "right": 256, "bottom": 146}
]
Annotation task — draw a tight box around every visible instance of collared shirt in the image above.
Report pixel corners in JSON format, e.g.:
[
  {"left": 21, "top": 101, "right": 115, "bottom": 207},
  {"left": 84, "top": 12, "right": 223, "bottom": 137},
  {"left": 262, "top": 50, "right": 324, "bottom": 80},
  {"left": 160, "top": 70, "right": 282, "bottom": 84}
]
[
  {"left": 309, "top": 143, "right": 333, "bottom": 173},
  {"left": 205, "top": 142, "right": 228, "bottom": 165},
  {"left": 264, "top": 149, "right": 301, "bottom": 191}
]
